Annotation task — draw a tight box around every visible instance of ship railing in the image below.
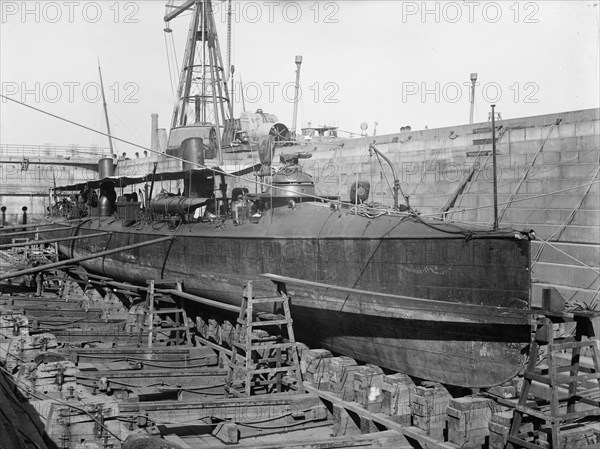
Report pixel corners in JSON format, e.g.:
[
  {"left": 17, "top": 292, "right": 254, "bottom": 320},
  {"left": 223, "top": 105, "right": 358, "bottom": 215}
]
[{"left": 0, "top": 144, "right": 112, "bottom": 159}]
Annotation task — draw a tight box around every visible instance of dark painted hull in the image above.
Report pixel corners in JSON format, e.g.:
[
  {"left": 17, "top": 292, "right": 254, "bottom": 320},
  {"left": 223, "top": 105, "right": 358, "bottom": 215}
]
[{"left": 57, "top": 203, "right": 533, "bottom": 387}]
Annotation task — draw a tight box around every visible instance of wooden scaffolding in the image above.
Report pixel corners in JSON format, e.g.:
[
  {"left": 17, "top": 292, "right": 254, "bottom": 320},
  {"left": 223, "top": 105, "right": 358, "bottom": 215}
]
[{"left": 225, "top": 281, "right": 304, "bottom": 397}]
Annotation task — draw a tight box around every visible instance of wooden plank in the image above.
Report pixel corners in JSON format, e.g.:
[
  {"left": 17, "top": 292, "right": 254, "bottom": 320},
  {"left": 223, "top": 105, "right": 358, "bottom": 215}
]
[
  {"left": 165, "top": 289, "right": 240, "bottom": 313},
  {"left": 303, "top": 383, "right": 456, "bottom": 449},
  {"left": 196, "top": 335, "right": 233, "bottom": 356},
  {"left": 232, "top": 430, "right": 412, "bottom": 448},
  {"left": 163, "top": 435, "right": 191, "bottom": 449},
  {"left": 261, "top": 273, "right": 531, "bottom": 325}
]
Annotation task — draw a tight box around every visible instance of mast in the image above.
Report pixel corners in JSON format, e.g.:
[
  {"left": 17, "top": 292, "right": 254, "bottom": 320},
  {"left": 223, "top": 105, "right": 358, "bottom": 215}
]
[
  {"left": 97, "top": 59, "right": 114, "bottom": 155},
  {"left": 165, "top": 0, "right": 233, "bottom": 162},
  {"left": 227, "top": 0, "right": 232, "bottom": 80},
  {"left": 491, "top": 104, "right": 498, "bottom": 230}
]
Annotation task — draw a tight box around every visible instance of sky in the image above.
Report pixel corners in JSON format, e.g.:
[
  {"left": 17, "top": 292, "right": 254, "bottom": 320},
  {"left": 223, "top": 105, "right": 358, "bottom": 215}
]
[{"left": 1, "top": 0, "right": 599, "bottom": 156}]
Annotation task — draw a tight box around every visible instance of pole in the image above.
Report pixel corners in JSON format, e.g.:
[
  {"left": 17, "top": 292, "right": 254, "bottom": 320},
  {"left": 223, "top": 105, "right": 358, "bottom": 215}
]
[
  {"left": 469, "top": 73, "right": 477, "bottom": 124},
  {"left": 240, "top": 75, "right": 247, "bottom": 113},
  {"left": 291, "top": 55, "right": 303, "bottom": 139},
  {"left": 0, "top": 236, "right": 174, "bottom": 281},
  {"left": 227, "top": 0, "right": 232, "bottom": 80},
  {"left": 0, "top": 231, "right": 109, "bottom": 250},
  {"left": 98, "top": 59, "right": 114, "bottom": 154},
  {"left": 491, "top": 104, "right": 498, "bottom": 229}
]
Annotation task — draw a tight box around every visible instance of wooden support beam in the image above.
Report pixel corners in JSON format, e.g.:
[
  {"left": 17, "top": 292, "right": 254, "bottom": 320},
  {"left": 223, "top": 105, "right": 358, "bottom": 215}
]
[
  {"left": 303, "top": 383, "right": 457, "bottom": 449},
  {"left": 261, "top": 273, "right": 532, "bottom": 325},
  {"left": 0, "top": 231, "right": 109, "bottom": 250},
  {"left": 165, "top": 289, "right": 240, "bottom": 313},
  {"left": 196, "top": 336, "right": 233, "bottom": 357},
  {"left": 233, "top": 430, "right": 412, "bottom": 449},
  {"left": 0, "top": 236, "right": 174, "bottom": 281}
]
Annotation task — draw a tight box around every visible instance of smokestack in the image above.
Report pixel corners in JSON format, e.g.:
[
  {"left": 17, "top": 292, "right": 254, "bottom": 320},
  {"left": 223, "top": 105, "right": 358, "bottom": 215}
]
[
  {"left": 151, "top": 113, "right": 159, "bottom": 152},
  {"left": 291, "top": 55, "right": 303, "bottom": 139},
  {"left": 157, "top": 129, "right": 168, "bottom": 153}
]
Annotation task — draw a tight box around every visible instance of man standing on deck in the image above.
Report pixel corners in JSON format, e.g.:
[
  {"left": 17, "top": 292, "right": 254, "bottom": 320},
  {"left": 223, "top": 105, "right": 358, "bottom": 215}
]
[{"left": 35, "top": 270, "right": 44, "bottom": 297}]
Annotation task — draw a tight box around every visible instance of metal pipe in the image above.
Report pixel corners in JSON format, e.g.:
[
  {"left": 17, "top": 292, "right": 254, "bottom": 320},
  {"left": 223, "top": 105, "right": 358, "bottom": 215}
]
[
  {"left": 0, "top": 236, "right": 174, "bottom": 281},
  {"left": 291, "top": 55, "right": 303, "bottom": 139},
  {"left": 0, "top": 231, "right": 109, "bottom": 250},
  {"left": 491, "top": 104, "right": 498, "bottom": 229},
  {"left": 368, "top": 144, "right": 403, "bottom": 211}
]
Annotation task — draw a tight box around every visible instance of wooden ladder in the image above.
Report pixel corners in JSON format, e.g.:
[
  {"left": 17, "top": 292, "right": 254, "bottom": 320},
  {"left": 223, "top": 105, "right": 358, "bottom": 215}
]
[
  {"left": 145, "top": 279, "right": 191, "bottom": 348},
  {"left": 507, "top": 307, "right": 600, "bottom": 448},
  {"left": 225, "top": 281, "right": 304, "bottom": 397}
]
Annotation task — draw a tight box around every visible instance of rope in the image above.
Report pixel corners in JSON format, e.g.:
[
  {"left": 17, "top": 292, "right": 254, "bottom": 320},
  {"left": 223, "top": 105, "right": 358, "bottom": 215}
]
[
  {"left": 537, "top": 165, "right": 600, "bottom": 245},
  {"left": 532, "top": 234, "right": 600, "bottom": 275},
  {"left": 0, "top": 94, "right": 368, "bottom": 209},
  {"left": 440, "top": 179, "right": 600, "bottom": 215},
  {"left": 497, "top": 119, "right": 561, "bottom": 222},
  {"left": 164, "top": 29, "right": 175, "bottom": 96}
]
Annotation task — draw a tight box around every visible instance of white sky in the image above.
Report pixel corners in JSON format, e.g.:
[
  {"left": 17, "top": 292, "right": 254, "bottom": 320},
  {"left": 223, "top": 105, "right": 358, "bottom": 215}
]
[{"left": 1, "top": 1, "right": 599, "bottom": 155}]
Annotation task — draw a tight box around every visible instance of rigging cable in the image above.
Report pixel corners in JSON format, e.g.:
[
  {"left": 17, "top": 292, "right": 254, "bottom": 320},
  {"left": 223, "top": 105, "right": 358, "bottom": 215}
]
[{"left": 1, "top": 93, "right": 535, "bottom": 239}]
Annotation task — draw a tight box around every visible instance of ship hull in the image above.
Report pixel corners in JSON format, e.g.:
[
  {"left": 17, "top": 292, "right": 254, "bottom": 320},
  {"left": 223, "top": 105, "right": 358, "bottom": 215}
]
[{"left": 57, "top": 204, "right": 533, "bottom": 387}]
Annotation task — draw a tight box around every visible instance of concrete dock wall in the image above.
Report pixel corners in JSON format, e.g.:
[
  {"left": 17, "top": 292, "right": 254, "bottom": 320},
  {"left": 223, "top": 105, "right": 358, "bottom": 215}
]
[{"left": 225, "top": 108, "right": 599, "bottom": 307}]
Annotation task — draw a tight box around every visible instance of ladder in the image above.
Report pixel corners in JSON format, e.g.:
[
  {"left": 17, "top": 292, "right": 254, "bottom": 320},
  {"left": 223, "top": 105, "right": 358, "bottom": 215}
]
[
  {"left": 225, "top": 281, "right": 304, "bottom": 397},
  {"left": 507, "top": 303, "right": 600, "bottom": 448},
  {"left": 145, "top": 279, "right": 191, "bottom": 348}
]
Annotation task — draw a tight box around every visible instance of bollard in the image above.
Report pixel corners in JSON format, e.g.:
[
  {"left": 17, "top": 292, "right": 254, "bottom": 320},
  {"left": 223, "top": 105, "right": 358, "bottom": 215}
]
[{"left": 22, "top": 206, "right": 28, "bottom": 225}]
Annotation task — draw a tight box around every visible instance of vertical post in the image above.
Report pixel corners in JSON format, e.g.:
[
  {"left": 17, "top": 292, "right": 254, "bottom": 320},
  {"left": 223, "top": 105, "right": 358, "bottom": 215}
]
[
  {"left": 291, "top": 55, "right": 303, "bottom": 140},
  {"left": 147, "top": 280, "right": 155, "bottom": 348},
  {"left": 491, "top": 104, "right": 498, "bottom": 230},
  {"left": 98, "top": 60, "right": 114, "bottom": 154},
  {"left": 469, "top": 73, "right": 478, "bottom": 124},
  {"left": 245, "top": 281, "right": 253, "bottom": 396},
  {"left": 227, "top": 0, "right": 232, "bottom": 79},
  {"left": 150, "top": 113, "right": 159, "bottom": 152}
]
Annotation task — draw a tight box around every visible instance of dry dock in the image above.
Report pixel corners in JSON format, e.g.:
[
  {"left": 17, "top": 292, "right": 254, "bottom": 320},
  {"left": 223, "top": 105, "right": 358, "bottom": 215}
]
[{"left": 2, "top": 244, "right": 600, "bottom": 449}]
